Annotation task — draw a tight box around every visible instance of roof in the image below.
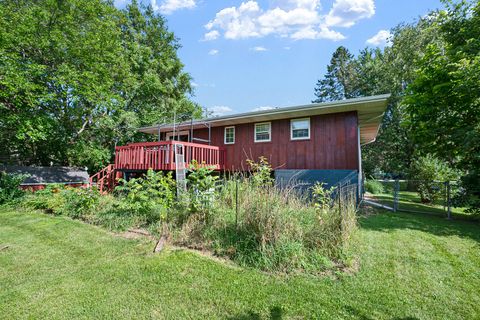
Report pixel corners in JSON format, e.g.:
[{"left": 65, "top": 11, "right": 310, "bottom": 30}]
[
  {"left": 0, "top": 166, "right": 89, "bottom": 185},
  {"left": 139, "top": 94, "right": 390, "bottom": 145}
]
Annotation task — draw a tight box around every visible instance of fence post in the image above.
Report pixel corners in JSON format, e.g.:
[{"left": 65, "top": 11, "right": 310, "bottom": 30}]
[
  {"left": 393, "top": 179, "right": 400, "bottom": 212},
  {"left": 338, "top": 187, "right": 342, "bottom": 216},
  {"left": 446, "top": 181, "right": 452, "bottom": 220},
  {"left": 443, "top": 181, "right": 447, "bottom": 213},
  {"left": 235, "top": 179, "right": 239, "bottom": 229}
]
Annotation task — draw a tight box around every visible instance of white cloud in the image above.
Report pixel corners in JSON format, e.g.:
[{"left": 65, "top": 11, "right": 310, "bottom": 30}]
[
  {"left": 191, "top": 81, "right": 199, "bottom": 87},
  {"left": 291, "top": 25, "right": 345, "bottom": 40},
  {"left": 284, "top": 46, "right": 291, "bottom": 50},
  {"left": 203, "top": 0, "right": 374, "bottom": 41},
  {"left": 325, "top": 0, "right": 375, "bottom": 28},
  {"left": 366, "top": 29, "right": 391, "bottom": 46},
  {"left": 205, "top": 1, "right": 262, "bottom": 40},
  {"left": 252, "top": 106, "right": 275, "bottom": 111},
  {"left": 209, "top": 106, "right": 233, "bottom": 116},
  {"left": 208, "top": 49, "right": 219, "bottom": 55},
  {"left": 152, "top": 0, "right": 196, "bottom": 15},
  {"left": 251, "top": 46, "right": 268, "bottom": 51},
  {"left": 203, "top": 30, "right": 220, "bottom": 41}
]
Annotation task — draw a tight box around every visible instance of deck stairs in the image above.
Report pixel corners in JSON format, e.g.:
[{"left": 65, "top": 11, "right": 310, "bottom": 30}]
[{"left": 89, "top": 164, "right": 116, "bottom": 193}]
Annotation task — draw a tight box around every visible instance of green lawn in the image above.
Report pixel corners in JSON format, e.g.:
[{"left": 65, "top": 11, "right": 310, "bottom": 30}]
[
  {"left": 1, "top": 207, "right": 479, "bottom": 319},
  {"left": 367, "top": 190, "right": 474, "bottom": 220}
]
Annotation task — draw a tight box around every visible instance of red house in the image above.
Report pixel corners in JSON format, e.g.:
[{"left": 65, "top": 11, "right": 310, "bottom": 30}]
[{"left": 90, "top": 94, "right": 389, "bottom": 192}]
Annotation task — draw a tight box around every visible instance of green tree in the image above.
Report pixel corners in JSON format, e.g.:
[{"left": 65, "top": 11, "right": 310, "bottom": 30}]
[
  {"left": 312, "top": 46, "right": 358, "bottom": 103},
  {"left": 0, "top": 0, "right": 200, "bottom": 171},
  {"left": 404, "top": 0, "right": 480, "bottom": 212}
]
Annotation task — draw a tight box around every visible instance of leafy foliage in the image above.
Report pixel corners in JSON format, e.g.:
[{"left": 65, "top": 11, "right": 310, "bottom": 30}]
[
  {"left": 115, "top": 169, "right": 176, "bottom": 221},
  {"left": 0, "top": 0, "right": 200, "bottom": 171},
  {"left": 186, "top": 160, "right": 219, "bottom": 214},
  {"left": 404, "top": 0, "right": 480, "bottom": 212},
  {"left": 364, "top": 179, "right": 385, "bottom": 195},
  {"left": 59, "top": 187, "right": 100, "bottom": 219},
  {"left": 246, "top": 156, "right": 274, "bottom": 187},
  {"left": 409, "top": 154, "right": 461, "bottom": 203},
  {"left": 311, "top": 182, "right": 336, "bottom": 212},
  {"left": 0, "top": 172, "right": 27, "bottom": 204}
]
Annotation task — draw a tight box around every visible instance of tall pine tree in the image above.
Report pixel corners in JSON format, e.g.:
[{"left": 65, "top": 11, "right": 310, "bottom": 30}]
[{"left": 312, "top": 46, "right": 358, "bottom": 103}]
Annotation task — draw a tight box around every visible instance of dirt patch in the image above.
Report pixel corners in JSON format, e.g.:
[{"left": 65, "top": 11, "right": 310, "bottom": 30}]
[{"left": 116, "top": 228, "right": 155, "bottom": 240}]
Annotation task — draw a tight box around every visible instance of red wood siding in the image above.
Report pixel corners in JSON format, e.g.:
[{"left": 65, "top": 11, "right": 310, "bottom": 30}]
[{"left": 192, "top": 111, "right": 359, "bottom": 171}]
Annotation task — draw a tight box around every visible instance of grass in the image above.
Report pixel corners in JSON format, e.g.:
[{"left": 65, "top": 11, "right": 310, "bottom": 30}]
[
  {"left": 1, "top": 206, "right": 479, "bottom": 319},
  {"left": 367, "top": 190, "right": 475, "bottom": 220}
]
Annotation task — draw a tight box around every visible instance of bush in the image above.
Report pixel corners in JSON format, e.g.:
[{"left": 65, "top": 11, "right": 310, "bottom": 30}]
[
  {"left": 364, "top": 179, "right": 385, "bottom": 194},
  {"left": 115, "top": 169, "right": 176, "bottom": 222},
  {"left": 22, "top": 184, "right": 66, "bottom": 213},
  {"left": 0, "top": 171, "right": 27, "bottom": 204},
  {"left": 58, "top": 187, "right": 100, "bottom": 219},
  {"left": 409, "top": 154, "right": 461, "bottom": 203},
  {"left": 23, "top": 185, "right": 100, "bottom": 219},
  {"left": 186, "top": 160, "right": 219, "bottom": 215}
]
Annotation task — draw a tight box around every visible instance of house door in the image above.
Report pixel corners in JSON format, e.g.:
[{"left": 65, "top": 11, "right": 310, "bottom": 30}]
[{"left": 166, "top": 130, "right": 189, "bottom": 142}]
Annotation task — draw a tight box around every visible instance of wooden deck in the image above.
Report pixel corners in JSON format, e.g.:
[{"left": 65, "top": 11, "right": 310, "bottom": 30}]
[{"left": 114, "top": 141, "right": 226, "bottom": 171}]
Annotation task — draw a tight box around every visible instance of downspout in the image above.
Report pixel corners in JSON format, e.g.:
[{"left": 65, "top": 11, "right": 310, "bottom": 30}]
[{"left": 358, "top": 126, "right": 363, "bottom": 202}]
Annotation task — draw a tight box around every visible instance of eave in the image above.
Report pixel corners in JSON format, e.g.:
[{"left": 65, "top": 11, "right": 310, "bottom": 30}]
[{"left": 138, "top": 94, "right": 390, "bottom": 145}]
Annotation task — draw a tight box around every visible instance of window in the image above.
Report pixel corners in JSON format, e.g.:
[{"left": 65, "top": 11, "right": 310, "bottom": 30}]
[
  {"left": 224, "top": 126, "right": 235, "bottom": 144},
  {"left": 291, "top": 118, "right": 310, "bottom": 140},
  {"left": 166, "top": 130, "right": 189, "bottom": 142},
  {"left": 255, "top": 122, "right": 271, "bottom": 142}
]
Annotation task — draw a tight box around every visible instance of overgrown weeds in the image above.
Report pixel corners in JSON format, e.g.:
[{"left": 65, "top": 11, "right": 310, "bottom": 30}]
[{"left": 20, "top": 159, "right": 358, "bottom": 275}]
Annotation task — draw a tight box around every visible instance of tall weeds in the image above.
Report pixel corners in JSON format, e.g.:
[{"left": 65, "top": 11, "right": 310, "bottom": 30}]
[{"left": 176, "top": 171, "right": 358, "bottom": 273}]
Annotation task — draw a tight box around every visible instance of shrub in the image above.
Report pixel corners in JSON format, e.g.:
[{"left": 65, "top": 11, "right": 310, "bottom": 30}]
[
  {"left": 186, "top": 160, "right": 219, "bottom": 215},
  {"left": 409, "top": 154, "right": 461, "bottom": 203},
  {"left": 115, "top": 169, "right": 176, "bottom": 222},
  {"left": 246, "top": 156, "right": 274, "bottom": 187},
  {"left": 364, "top": 179, "right": 385, "bottom": 194},
  {"left": 22, "top": 184, "right": 67, "bottom": 214},
  {"left": 58, "top": 187, "right": 100, "bottom": 219},
  {"left": 0, "top": 171, "right": 28, "bottom": 204},
  {"left": 311, "top": 182, "right": 336, "bottom": 211}
]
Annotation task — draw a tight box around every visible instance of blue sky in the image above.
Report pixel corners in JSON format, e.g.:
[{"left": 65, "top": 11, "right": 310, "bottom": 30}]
[{"left": 114, "top": 0, "right": 443, "bottom": 115}]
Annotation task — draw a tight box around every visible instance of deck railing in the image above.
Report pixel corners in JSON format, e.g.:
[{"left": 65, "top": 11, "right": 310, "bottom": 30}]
[{"left": 115, "top": 141, "right": 225, "bottom": 171}]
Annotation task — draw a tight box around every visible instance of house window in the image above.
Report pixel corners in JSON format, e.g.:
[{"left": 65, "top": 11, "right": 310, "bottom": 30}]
[
  {"left": 291, "top": 118, "right": 310, "bottom": 140},
  {"left": 255, "top": 122, "right": 271, "bottom": 142},
  {"left": 224, "top": 126, "right": 235, "bottom": 144}
]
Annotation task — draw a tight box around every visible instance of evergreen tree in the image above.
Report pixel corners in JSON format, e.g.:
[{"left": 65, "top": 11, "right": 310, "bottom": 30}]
[{"left": 312, "top": 46, "right": 358, "bottom": 103}]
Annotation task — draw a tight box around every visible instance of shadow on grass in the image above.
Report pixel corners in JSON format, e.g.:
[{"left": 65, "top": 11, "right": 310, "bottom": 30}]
[
  {"left": 359, "top": 210, "right": 480, "bottom": 243},
  {"left": 228, "top": 306, "right": 283, "bottom": 320}
]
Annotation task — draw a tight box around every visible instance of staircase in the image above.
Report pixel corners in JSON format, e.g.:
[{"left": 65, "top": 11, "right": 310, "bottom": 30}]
[{"left": 89, "top": 164, "right": 116, "bottom": 193}]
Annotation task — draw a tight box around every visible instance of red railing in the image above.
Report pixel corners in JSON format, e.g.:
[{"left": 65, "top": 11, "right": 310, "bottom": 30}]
[
  {"left": 114, "top": 141, "right": 226, "bottom": 171},
  {"left": 89, "top": 164, "right": 116, "bottom": 193}
]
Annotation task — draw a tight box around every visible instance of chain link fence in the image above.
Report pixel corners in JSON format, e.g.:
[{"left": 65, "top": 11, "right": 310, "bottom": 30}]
[{"left": 363, "top": 179, "right": 467, "bottom": 220}]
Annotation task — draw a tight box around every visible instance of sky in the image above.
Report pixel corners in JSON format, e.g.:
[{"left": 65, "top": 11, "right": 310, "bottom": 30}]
[{"left": 114, "top": 0, "right": 443, "bottom": 116}]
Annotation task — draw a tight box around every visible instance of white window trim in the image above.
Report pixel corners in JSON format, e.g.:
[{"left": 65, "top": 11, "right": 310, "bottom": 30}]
[
  {"left": 166, "top": 130, "right": 189, "bottom": 141},
  {"left": 290, "top": 118, "right": 310, "bottom": 140},
  {"left": 254, "top": 122, "right": 271, "bottom": 143},
  {"left": 224, "top": 126, "right": 235, "bottom": 144}
]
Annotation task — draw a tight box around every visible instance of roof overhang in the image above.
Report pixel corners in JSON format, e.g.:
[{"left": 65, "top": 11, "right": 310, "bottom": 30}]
[{"left": 138, "top": 94, "right": 390, "bottom": 145}]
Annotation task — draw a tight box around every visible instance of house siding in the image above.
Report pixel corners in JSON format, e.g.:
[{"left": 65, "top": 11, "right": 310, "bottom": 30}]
[{"left": 191, "top": 111, "right": 359, "bottom": 172}]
